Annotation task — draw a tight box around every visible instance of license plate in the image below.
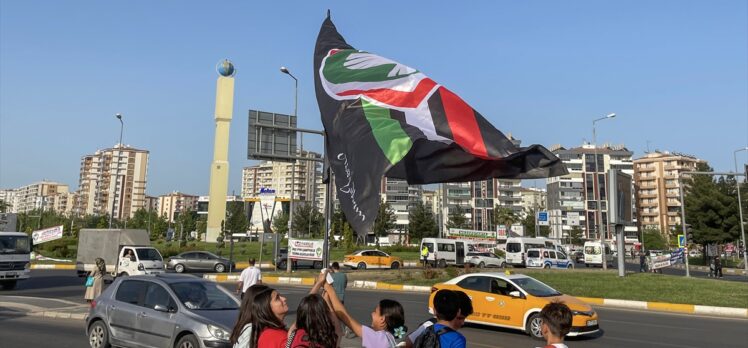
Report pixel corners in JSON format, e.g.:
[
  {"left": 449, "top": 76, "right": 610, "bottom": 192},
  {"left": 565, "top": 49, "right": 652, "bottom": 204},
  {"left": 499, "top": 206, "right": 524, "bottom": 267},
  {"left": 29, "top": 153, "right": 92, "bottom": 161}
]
[{"left": 586, "top": 320, "right": 597, "bottom": 326}]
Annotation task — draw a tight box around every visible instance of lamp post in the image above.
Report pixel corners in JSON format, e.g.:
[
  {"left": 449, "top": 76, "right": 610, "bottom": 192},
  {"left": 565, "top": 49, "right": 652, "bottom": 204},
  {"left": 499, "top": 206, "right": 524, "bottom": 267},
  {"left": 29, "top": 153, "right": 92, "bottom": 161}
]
[
  {"left": 281, "top": 66, "right": 298, "bottom": 273},
  {"left": 734, "top": 147, "right": 748, "bottom": 274},
  {"left": 109, "top": 113, "right": 124, "bottom": 229},
  {"left": 592, "top": 113, "right": 615, "bottom": 270}
]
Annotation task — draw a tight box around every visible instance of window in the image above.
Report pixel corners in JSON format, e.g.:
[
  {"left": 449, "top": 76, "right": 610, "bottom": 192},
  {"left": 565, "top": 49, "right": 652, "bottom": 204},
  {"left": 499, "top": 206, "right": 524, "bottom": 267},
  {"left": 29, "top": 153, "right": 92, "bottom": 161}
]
[
  {"left": 457, "top": 276, "right": 490, "bottom": 293},
  {"left": 549, "top": 251, "right": 556, "bottom": 259},
  {"left": 558, "top": 252, "right": 567, "bottom": 260},
  {"left": 527, "top": 250, "right": 540, "bottom": 258},
  {"left": 423, "top": 243, "right": 434, "bottom": 253},
  {"left": 115, "top": 280, "right": 148, "bottom": 305},
  {"left": 506, "top": 243, "right": 521, "bottom": 253},
  {"left": 143, "top": 283, "right": 176, "bottom": 310},
  {"left": 438, "top": 243, "right": 455, "bottom": 252},
  {"left": 136, "top": 248, "right": 163, "bottom": 261},
  {"left": 543, "top": 251, "right": 549, "bottom": 258}
]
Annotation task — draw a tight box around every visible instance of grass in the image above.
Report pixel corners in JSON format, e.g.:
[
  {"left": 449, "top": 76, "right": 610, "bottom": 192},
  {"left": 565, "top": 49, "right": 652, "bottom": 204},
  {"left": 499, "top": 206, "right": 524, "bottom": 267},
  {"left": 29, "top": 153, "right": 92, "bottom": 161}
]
[{"left": 271, "top": 267, "right": 748, "bottom": 308}]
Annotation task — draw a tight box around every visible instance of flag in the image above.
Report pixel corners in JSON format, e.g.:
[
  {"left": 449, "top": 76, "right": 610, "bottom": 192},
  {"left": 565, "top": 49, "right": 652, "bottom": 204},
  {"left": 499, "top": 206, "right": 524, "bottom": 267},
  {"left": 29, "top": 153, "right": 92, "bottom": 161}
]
[{"left": 314, "top": 14, "right": 567, "bottom": 238}]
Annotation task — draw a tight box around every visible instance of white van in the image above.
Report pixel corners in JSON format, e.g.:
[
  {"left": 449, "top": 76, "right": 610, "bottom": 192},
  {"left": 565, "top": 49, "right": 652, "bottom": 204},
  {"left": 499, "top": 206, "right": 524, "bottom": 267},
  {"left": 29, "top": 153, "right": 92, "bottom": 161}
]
[
  {"left": 505, "top": 237, "right": 563, "bottom": 267},
  {"left": 583, "top": 241, "right": 614, "bottom": 268},
  {"left": 420, "top": 238, "right": 474, "bottom": 267}
]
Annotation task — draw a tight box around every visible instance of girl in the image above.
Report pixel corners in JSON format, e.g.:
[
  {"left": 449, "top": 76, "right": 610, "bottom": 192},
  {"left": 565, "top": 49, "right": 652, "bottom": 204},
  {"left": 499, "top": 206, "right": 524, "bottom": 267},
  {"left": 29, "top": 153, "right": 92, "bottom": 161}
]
[
  {"left": 249, "top": 287, "right": 289, "bottom": 348},
  {"left": 84, "top": 258, "right": 106, "bottom": 302},
  {"left": 287, "top": 293, "right": 338, "bottom": 348},
  {"left": 320, "top": 272, "right": 407, "bottom": 348},
  {"left": 230, "top": 284, "right": 269, "bottom": 348}
]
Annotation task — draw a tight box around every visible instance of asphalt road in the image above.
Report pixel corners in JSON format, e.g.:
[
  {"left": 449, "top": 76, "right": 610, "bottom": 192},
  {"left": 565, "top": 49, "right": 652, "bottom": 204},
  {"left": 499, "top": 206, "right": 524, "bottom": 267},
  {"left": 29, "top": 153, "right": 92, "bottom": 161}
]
[{"left": 1, "top": 270, "right": 747, "bottom": 348}]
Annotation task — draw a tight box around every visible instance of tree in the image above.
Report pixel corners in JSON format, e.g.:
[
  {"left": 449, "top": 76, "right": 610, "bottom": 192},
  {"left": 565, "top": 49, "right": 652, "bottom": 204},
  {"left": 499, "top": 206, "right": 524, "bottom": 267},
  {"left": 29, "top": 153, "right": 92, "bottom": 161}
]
[
  {"left": 494, "top": 206, "right": 518, "bottom": 233},
  {"left": 373, "top": 201, "right": 396, "bottom": 245},
  {"left": 273, "top": 211, "right": 289, "bottom": 236},
  {"left": 0, "top": 200, "right": 10, "bottom": 213},
  {"left": 642, "top": 228, "right": 667, "bottom": 251},
  {"left": 342, "top": 223, "right": 355, "bottom": 250},
  {"left": 176, "top": 210, "right": 197, "bottom": 241},
  {"left": 683, "top": 163, "right": 736, "bottom": 252},
  {"left": 292, "top": 204, "right": 325, "bottom": 238},
  {"left": 408, "top": 201, "right": 437, "bottom": 241},
  {"left": 225, "top": 201, "right": 248, "bottom": 237},
  {"left": 446, "top": 205, "right": 470, "bottom": 230},
  {"left": 569, "top": 226, "right": 584, "bottom": 246}
]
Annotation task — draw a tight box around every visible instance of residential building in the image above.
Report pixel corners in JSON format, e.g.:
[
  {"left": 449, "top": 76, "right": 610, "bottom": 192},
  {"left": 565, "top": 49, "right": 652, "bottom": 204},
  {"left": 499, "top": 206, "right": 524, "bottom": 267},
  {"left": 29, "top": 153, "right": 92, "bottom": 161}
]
[
  {"left": 422, "top": 190, "right": 439, "bottom": 216},
  {"left": 380, "top": 178, "right": 422, "bottom": 240},
  {"left": 0, "top": 189, "right": 17, "bottom": 213},
  {"left": 440, "top": 182, "right": 472, "bottom": 233},
  {"left": 520, "top": 187, "right": 547, "bottom": 217},
  {"left": 144, "top": 195, "right": 159, "bottom": 213},
  {"left": 633, "top": 151, "right": 706, "bottom": 237},
  {"left": 158, "top": 191, "right": 199, "bottom": 222},
  {"left": 75, "top": 144, "right": 150, "bottom": 220},
  {"left": 546, "top": 143, "right": 634, "bottom": 242},
  {"left": 469, "top": 179, "right": 524, "bottom": 231},
  {"left": 13, "top": 181, "right": 70, "bottom": 214}
]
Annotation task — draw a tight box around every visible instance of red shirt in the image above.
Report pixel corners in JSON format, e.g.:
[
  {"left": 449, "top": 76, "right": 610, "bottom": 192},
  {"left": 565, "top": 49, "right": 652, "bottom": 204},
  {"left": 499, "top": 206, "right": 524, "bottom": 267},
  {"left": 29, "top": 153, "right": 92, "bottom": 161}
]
[{"left": 257, "top": 327, "right": 288, "bottom": 348}]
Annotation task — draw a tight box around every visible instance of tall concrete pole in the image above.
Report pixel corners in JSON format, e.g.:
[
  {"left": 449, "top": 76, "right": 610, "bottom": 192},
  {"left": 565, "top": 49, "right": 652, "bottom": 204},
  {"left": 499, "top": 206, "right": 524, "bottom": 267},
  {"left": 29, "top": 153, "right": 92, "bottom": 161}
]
[
  {"left": 206, "top": 60, "right": 236, "bottom": 243},
  {"left": 593, "top": 113, "right": 615, "bottom": 271}
]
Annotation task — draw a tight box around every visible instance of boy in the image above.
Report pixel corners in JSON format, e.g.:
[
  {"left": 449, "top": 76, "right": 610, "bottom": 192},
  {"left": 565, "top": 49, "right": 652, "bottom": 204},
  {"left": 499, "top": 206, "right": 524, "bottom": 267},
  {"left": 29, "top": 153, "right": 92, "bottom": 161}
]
[
  {"left": 537, "top": 301, "right": 573, "bottom": 348},
  {"left": 405, "top": 289, "right": 473, "bottom": 348}
]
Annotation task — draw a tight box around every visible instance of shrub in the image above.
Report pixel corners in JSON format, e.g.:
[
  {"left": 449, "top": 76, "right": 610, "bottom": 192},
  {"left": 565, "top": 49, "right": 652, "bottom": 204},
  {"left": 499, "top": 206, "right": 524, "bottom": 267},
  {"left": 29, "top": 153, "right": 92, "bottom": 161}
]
[
  {"left": 423, "top": 268, "right": 441, "bottom": 279},
  {"left": 445, "top": 266, "right": 459, "bottom": 278}
]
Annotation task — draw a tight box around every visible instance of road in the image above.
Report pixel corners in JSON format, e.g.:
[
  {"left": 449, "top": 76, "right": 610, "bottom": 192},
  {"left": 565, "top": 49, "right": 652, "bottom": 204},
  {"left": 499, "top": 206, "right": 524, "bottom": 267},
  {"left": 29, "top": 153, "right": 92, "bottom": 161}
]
[{"left": 1, "top": 270, "right": 747, "bottom": 348}]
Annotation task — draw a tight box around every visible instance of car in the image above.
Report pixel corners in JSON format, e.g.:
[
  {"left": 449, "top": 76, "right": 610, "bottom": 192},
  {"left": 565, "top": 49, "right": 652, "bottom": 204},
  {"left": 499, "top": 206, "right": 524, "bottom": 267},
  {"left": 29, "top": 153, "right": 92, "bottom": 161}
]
[
  {"left": 466, "top": 252, "right": 506, "bottom": 268},
  {"left": 166, "top": 251, "right": 235, "bottom": 273},
  {"left": 274, "top": 248, "right": 323, "bottom": 270},
  {"left": 525, "top": 248, "right": 574, "bottom": 269},
  {"left": 86, "top": 273, "right": 239, "bottom": 348},
  {"left": 343, "top": 250, "right": 402, "bottom": 270},
  {"left": 430, "top": 273, "right": 599, "bottom": 340},
  {"left": 572, "top": 251, "right": 585, "bottom": 263}
]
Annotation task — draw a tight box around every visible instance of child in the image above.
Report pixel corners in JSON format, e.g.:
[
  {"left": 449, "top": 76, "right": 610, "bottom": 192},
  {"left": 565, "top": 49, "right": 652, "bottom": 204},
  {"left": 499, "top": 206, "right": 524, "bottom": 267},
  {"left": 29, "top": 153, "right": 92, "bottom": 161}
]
[{"left": 537, "top": 301, "right": 572, "bottom": 348}]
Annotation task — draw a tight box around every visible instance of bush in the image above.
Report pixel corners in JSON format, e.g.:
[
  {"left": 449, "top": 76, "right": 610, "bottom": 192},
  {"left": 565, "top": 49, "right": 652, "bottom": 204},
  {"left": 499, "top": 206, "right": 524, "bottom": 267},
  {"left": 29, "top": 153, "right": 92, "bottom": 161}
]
[
  {"left": 445, "top": 266, "right": 459, "bottom": 278},
  {"left": 383, "top": 245, "right": 419, "bottom": 253},
  {"left": 35, "top": 237, "right": 78, "bottom": 259},
  {"left": 422, "top": 268, "right": 441, "bottom": 279}
]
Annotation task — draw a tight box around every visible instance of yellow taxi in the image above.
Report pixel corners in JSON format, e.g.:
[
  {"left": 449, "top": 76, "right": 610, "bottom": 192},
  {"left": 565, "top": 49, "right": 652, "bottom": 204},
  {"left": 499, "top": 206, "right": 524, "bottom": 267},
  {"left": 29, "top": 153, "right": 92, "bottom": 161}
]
[
  {"left": 430, "top": 272, "right": 599, "bottom": 339},
  {"left": 343, "top": 250, "right": 402, "bottom": 270}
]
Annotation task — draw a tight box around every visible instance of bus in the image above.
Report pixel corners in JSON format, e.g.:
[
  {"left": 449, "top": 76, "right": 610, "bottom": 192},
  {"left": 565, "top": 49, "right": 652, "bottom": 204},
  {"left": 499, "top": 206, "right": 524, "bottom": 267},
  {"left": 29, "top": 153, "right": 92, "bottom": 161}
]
[
  {"left": 0, "top": 232, "right": 31, "bottom": 290},
  {"left": 504, "top": 237, "right": 563, "bottom": 267},
  {"left": 420, "top": 238, "right": 475, "bottom": 267}
]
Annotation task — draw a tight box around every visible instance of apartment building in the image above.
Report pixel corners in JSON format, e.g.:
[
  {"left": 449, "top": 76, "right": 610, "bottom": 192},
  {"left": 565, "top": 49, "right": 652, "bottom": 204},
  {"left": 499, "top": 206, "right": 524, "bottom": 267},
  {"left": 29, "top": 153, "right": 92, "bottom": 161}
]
[
  {"left": 380, "top": 177, "right": 423, "bottom": 235},
  {"left": 469, "top": 179, "right": 523, "bottom": 231},
  {"left": 241, "top": 151, "right": 325, "bottom": 212},
  {"left": 633, "top": 151, "right": 705, "bottom": 237},
  {"left": 0, "top": 189, "right": 17, "bottom": 213},
  {"left": 75, "top": 144, "right": 149, "bottom": 219},
  {"left": 158, "top": 191, "right": 199, "bottom": 222},
  {"left": 13, "top": 181, "right": 71, "bottom": 214},
  {"left": 520, "top": 187, "right": 548, "bottom": 217}
]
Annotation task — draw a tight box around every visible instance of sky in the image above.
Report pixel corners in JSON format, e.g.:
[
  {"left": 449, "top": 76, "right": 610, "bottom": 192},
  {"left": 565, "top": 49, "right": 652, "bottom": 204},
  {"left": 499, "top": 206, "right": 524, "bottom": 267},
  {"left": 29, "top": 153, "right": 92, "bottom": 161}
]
[{"left": 1, "top": 1, "right": 746, "bottom": 196}]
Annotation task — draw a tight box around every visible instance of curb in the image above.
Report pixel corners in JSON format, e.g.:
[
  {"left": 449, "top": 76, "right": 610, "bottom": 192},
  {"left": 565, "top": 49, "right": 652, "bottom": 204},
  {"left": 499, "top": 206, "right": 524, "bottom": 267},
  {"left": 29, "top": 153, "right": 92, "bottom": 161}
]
[
  {"left": 669, "top": 264, "right": 747, "bottom": 275},
  {"left": 30, "top": 264, "right": 75, "bottom": 270},
  {"left": 203, "top": 274, "right": 748, "bottom": 319}
]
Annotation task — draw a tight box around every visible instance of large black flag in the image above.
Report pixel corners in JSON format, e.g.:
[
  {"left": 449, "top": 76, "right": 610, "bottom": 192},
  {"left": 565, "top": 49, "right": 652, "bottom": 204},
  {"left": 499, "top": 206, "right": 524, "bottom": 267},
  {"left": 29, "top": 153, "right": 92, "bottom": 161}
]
[{"left": 314, "top": 14, "right": 567, "bottom": 238}]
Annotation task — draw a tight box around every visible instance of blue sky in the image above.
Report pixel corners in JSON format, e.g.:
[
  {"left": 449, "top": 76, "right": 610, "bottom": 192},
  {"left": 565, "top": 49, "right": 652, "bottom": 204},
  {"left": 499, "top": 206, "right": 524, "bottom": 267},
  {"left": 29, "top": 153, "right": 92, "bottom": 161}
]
[{"left": 1, "top": 1, "right": 746, "bottom": 196}]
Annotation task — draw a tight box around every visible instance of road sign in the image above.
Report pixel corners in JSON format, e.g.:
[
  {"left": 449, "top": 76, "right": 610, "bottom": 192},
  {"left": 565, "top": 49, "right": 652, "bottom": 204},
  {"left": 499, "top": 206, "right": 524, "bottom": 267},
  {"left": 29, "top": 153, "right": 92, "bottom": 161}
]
[
  {"left": 567, "top": 212, "right": 580, "bottom": 226},
  {"left": 677, "top": 234, "right": 686, "bottom": 248},
  {"left": 247, "top": 110, "right": 297, "bottom": 162},
  {"left": 537, "top": 211, "right": 549, "bottom": 226}
]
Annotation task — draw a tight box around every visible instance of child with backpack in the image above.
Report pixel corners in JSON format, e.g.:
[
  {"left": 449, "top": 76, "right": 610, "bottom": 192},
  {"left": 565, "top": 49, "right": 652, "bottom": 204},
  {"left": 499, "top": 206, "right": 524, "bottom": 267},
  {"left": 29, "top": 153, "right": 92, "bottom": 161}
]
[
  {"left": 536, "top": 301, "right": 573, "bottom": 348},
  {"left": 405, "top": 289, "right": 473, "bottom": 348}
]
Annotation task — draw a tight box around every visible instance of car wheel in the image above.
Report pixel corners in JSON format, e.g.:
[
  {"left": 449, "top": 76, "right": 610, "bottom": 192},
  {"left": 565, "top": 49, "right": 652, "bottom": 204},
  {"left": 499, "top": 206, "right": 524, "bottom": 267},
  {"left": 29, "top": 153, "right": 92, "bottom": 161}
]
[
  {"left": 438, "top": 259, "right": 447, "bottom": 268},
  {"left": 214, "top": 263, "right": 225, "bottom": 273},
  {"left": 313, "top": 261, "right": 323, "bottom": 269},
  {"left": 278, "top": 260, "right": 287, "bottom": 269},
  {"left": 391, "top": 262, "right": 400, "bottom": 269},
  {"left": 174, "top": 264, "right": 185, "bottom": 273},
  {"left": 478, "top": 262, "right": 485, "bottom": 268},
  {"left": 357, "top": 262, "right": 367, "bottom": 270},
  {"left": 567, "top": 263, "right": 574, "bottom": 269},
  {"left": 176, "top": 334, "right": 199, "bottom": 348},
  {"left": 88, "top": 320, "right": 111, "bottom": 348},
  {"left": 526, "top": 313, "right": 543, "bottom": 340},
  {"left": 543, "top": 264, "right": 550, "bottom": 269}
]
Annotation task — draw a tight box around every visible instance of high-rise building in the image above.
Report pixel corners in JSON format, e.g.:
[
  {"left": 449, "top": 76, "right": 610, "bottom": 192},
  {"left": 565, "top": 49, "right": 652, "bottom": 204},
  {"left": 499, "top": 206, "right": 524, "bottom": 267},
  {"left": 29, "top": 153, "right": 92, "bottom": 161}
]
[
  {"left": 440, "top": 182, "right": 472, "bottom": 233},
  {"left": 546, "top": 143, "right": 634, "bottom": 241},
  {"left": 633, "top": 151, "right": 705, "bottom": 237},
  {"left": 422, "top": 190, "right": 439, "bottom": 217},
  {"left": 470, "top": 179, "right": 523, "bottom": 231},
  {"left": 0, "top": 189, "right": 17, "bottom": 213},
  {"left": 380, "top": 178, "right": 422, "bottom": 238},
  {"left": 75, "top": 145, "right": 149, "bottom": 220},
  {"left": 144, "top": 195, "right": 159, "bottom": 213},
  {"left": 520, "top": 187, "right": 547, "bottom": 217},
  {"left": 241, "top": 151, "right": 325, "bottom": 212},
  {"left": 13, "top": 181, "right": 70, "bottom": 214},
  {"left": 158, "top": 192, "right": 199, "bottom": 222}
]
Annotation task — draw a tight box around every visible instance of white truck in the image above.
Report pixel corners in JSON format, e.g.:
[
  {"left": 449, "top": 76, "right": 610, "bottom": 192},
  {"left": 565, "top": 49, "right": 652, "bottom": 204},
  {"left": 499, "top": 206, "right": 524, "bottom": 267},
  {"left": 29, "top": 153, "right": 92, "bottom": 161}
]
[
  {"left": 0, "top": 232, "right": 31, "bottom": 290},
  {"left": 76, "top": 229, "right": 165, "bottom": 278}
]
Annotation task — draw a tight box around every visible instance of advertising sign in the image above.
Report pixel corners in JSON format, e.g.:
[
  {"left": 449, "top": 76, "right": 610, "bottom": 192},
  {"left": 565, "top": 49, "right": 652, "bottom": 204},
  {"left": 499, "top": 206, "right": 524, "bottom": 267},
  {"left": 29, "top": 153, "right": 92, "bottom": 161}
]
[
  {"left": 288, "top": 238, "right": 324, "bottom": 260},
  {"left": 649, "top": 254, "right": 671, "bottom": 270},
  {"left": 677, "top": 234, "right": 686, "bottom": 248},
  {"left": 31, "top": 225, "right": 64, "bottom": 245},
  {"left": 446, "top": 228, "right": 497, "bottom": 241}
]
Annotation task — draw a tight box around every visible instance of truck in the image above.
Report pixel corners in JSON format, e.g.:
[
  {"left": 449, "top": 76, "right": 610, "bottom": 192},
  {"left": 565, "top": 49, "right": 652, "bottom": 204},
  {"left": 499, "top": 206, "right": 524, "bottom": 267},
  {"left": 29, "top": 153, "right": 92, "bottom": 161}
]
[
  {"left": 0, "top": 232, "right": 31, "bottom": 290},
  {"left": 76, "top": 229, "right": 165, "bottom": 277}
]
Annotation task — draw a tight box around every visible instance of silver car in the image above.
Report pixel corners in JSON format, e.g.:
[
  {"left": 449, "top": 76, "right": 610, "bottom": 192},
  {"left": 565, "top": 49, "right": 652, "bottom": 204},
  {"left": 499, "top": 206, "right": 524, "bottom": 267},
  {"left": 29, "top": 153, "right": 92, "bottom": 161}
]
[
  {"left": 86, "top": 274, "right": 239, "bottom": 348},
  {"left": 167, "top": 251, "right": 236, "bottom": 273},
  {"left": 466, "top": 252, "right": 506, "bottom": 268}
]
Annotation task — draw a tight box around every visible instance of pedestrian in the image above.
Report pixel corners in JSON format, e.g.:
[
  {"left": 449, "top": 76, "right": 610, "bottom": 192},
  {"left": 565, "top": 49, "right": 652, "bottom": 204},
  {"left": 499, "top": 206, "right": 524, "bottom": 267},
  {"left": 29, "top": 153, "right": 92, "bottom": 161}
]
[
  {"left": 330, "top": 262, "right": 352, "bottom": 339},
  {"left": 639, "top": 251, "right": 646, "bottom": 273},
  {"left": 321, "top": 276, "right": 407, "bottom": 348},
  {"left": 536, "top": 301, "right": 572, "bottom": 348},
  {"left": 709, "top": 257, "right": 715, "bottom": 278},
  {"left": 230, "top": 284, "right": 269, "bottom": 348},
  {"left": 237, "top": 258, "right": 262, "bottom": 299},
  {"left": 714, "top": 255, "right": 723, "bottom": 278},
  {"left": 421, "top": 244, "right": 429, "bottom": 268},
  {"left": 405, "top": 289, "right": 473, "bottom": 348},
  {"left": 247, "top": 286, "right": 289, "bottom": 348},
  {"left": 84, "top": 257, "right": 106, "bottom": 303},
  {"left": 286, "top": 293, "right": 339, "bottom": 348}
]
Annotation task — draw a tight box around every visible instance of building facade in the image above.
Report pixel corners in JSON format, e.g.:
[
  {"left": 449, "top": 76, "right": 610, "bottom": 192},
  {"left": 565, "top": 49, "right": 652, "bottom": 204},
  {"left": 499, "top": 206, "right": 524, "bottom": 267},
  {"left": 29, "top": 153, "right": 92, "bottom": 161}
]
[
  {"left": 158, "top": 192, "right": 199, "bottom": 222},
  {"left": 520, "top": 187, "right": 548, "bottom": 218},
  {"left": 633, "top": 151, "right": 705, "bottom": 237},
  {"left": 380, "top": 178, "right": 423, "bottom": 237},
  {"left": 13, "top": 181, "right": 71, "bottom": 214},
  {"left": 0, "top": 189, "right": 17, "bottom": 213},
  {"left": 75, "top": 145, "right": 150, "bottom": 219},
  {"left": 469, "top": 179, "right": 523, "bottom": 231}
]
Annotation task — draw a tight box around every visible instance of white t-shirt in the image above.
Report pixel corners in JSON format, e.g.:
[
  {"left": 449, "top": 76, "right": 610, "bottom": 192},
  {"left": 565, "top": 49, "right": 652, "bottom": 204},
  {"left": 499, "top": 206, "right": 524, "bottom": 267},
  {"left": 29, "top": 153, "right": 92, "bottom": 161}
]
[{"left": 239, "top": 266, "right": 262, "bottom": 293}]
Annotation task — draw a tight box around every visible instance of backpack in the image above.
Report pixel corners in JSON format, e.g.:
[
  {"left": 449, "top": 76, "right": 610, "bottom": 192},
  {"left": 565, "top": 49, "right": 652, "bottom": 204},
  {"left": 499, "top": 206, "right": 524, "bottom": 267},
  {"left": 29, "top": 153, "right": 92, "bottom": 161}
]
[{"left": 413, "top": 324, "right": 453, "bottom": 348}]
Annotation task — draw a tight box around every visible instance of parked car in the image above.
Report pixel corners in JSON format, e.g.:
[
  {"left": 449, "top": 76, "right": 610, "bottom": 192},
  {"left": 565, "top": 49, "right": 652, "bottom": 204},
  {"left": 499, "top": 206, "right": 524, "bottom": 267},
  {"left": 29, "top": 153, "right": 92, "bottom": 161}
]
[
  {"left": 274, "top": 248, "right": 323, "bottom": 270},
  {"left": 525, "top": 248, "right": 574, "bottom": 269},
  {"left": 343, "top": 250, "right": 402, "bottom": 270},
  {"left": 430, "top": 273, "right": 599, "bottom": 339},
  {"left": 86, "top": 273, "right": 239, "bottom": 348},
  {"left": 466, "top": 252, "right": 506, "bottom": 268},
  {"left": 573, "top": 251, "right": 585, "bottom": 263},
  {"left": 166, "top": 251, "right": 235, "bottom": 273}
]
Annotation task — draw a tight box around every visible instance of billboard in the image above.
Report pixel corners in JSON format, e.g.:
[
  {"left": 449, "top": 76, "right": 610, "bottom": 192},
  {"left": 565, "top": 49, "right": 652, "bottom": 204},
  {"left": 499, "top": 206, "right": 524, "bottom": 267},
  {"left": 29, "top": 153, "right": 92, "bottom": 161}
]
[
  {"left": 247, "top": 110, "right": 297, "bottom": 162},
  {"left": 32, "top": 225, "right": 64, "bottom": 245},
  {"left": 288, "top": 238, "right": 324, "bottom": 260},
  {"left": 446, "top": 228, "right": 497, "bottom": 241},
  {"left": 608, "top": 169, "right": 633, "bottom": 225}
]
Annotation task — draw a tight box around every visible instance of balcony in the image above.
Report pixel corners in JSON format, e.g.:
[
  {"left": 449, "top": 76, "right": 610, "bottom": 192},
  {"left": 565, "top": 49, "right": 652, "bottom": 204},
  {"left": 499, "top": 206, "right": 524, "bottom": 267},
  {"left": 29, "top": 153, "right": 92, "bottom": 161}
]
[
  {"left": 637, "top": 166, "right": 655, "bottom": 172},
  {"left": 638, "top": 193, "right": 657, "bottom": 198},
  {"left": 639, "top": 201, "right": 657, "bottom": 207}
]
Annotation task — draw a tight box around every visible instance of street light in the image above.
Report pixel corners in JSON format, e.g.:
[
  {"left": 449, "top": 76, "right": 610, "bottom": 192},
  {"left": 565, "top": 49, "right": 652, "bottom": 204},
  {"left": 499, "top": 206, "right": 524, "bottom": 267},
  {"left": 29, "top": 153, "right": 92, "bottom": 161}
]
[
  {"left": 734, "top": 147, "right": 748, "bottom": 274},
  {"left": 592, "top": 113, "right": 616, "bottom": 270},
  {"left": 280, "top": 66, "right": 298, "bottom": 273},
  {"left": 109, "top": 113, "right": 124, "bottom": 229}
]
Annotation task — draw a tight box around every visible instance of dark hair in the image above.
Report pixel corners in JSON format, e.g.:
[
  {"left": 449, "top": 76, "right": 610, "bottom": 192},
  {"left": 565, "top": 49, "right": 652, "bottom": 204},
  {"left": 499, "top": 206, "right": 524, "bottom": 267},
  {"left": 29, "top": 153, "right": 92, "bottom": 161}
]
[
  {"left": 433, "top": 290, "right": 459, "bottom": 321},
  {"left": 295, "top": 294, "right": 337, "bottom": 348},
  {"left": 539, "top": 301, "right": 572, "bottom": 338},
  {"left": 378, "top": 299, "right": 407, "bottom": 338},
  {"left": 249, "top": 258, "right": 256, "bottom": 265},
  {"left": 454, "top": 290, "right": 473, "bottom": 317},
  {"left": 331, "top": 262, "right": 340, "bottom": 270},
  {"left": 249, "top": 287, "right": 286, "bottom": 347},
  {"left": 95, "top": 258, "right": 106, "bottom": 273},
  {"left": 229, "top": 284, "right": 269, "bottom": 344}
]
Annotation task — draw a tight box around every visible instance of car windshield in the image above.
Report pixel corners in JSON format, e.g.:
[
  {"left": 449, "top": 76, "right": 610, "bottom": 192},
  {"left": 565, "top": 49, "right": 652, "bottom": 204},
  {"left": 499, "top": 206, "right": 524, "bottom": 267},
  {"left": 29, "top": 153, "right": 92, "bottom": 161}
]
[
  {"left": 513, "top": 277, "right": 562, "bottom": 297},
  {"left": 506, "top": 243, "right": 521, "bottom": 253},
  {"left": 170, "top": 281, "right": 238, "bottom": 310},
  {"left": 136, "top": 248, "right": 163, "bottom": 261},
  {"left": 527, "top": 250, "right": 540, "bottom": 258},
  {"left": 584, "top": 246, "right": 601, "bottom": 255},
  {"left": 0, "top": 236, "right": 30, "bottom": 254}
]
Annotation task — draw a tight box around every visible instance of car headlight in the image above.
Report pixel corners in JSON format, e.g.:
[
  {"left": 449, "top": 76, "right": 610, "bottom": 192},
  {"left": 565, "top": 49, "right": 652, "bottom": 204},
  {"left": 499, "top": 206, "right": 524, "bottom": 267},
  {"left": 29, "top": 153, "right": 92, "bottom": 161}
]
[{"left": 207, "top": 324, "right": 230, "bottom": 340}]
